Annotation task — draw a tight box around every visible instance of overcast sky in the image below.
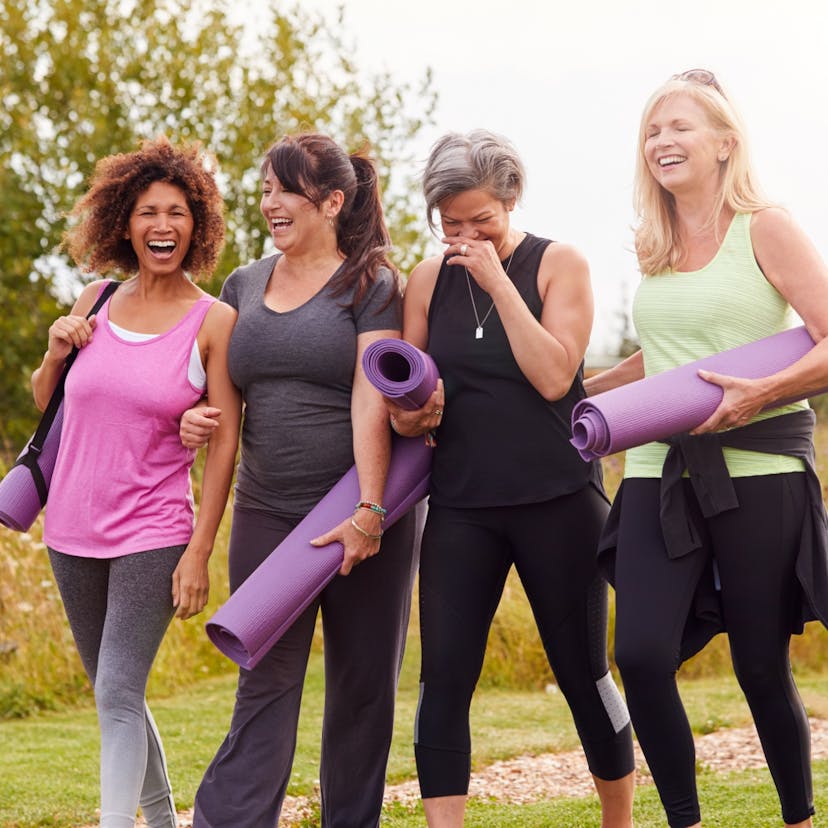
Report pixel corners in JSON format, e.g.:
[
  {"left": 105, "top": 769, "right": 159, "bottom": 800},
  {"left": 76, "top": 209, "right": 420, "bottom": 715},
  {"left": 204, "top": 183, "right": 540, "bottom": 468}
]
[{"left": 275, "top": 0, "right": 828, "bottom": 354}]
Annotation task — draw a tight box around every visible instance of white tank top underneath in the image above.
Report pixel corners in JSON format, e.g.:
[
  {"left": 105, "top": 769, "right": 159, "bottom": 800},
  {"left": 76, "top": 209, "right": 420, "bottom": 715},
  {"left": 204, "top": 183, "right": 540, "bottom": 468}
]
[{"left": 108, "top": 320, "right": 206, "bottom": 388}]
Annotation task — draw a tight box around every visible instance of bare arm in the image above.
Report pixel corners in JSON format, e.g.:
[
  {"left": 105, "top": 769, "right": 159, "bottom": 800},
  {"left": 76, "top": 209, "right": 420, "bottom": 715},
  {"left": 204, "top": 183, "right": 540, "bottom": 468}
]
[
  {"left": 447, "top": 238, "right": 593, "bottom": 401},
  {"left": 172, "top": 301, "right": 241, "bottom": 619},
  {"left": 583, "top": 350, "right": 645, "bottom": 396},
  {"left": 31, "top": 281, "right": 105, "bottom": 410},
  {"left": 383, "top": 259, "right": 444, "bottom": 438},
  {"left": 693, "top": 208, "right": 828, "bottom": 433},
  {"left": 310, "top": 328, "right": 401, "bottom": 576}
]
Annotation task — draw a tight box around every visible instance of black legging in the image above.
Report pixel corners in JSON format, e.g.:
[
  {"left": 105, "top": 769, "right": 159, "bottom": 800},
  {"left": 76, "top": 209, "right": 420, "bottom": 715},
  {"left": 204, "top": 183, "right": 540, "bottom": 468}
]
[
  {"left": 614, "top": 474, "right": 813, "bottom": 828},
  {"left": 415, "top": 485, "right": 635, "bottom": 797}
]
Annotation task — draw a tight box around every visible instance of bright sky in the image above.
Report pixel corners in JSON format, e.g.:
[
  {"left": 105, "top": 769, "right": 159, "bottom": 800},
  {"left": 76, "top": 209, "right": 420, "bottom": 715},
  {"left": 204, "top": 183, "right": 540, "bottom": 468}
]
[{"left": 284, "top": 0, "right": 828, "bottom": 354}]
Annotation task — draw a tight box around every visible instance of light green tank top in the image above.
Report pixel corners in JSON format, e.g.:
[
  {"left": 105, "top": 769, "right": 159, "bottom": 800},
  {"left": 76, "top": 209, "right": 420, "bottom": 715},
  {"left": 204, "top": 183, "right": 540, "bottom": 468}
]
[{"left": 624, "top": 211, "right": 807, "bottom": 479}]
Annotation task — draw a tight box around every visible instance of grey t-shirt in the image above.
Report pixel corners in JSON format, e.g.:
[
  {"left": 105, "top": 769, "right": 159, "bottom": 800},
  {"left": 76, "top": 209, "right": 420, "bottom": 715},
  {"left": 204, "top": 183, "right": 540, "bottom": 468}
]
[{"left": 221, "top": 254, "right": 401, "bottom": 519}]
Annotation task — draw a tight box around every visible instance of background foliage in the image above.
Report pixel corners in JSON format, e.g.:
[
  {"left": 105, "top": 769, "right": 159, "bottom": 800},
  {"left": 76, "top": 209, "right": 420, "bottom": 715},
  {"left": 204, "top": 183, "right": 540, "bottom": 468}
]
[{"left": 0, "top": 0, "right": 435, "bottom": 450}]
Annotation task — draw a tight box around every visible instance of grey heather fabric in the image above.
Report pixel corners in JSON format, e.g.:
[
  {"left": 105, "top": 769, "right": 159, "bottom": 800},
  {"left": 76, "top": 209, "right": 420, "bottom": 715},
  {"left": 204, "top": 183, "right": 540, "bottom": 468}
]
[
  {"left": 221, "top": 255, "right": 401, "bottom": 519},
  {"left": 48, "top": 544, "right": 185, "bottom": 828}
]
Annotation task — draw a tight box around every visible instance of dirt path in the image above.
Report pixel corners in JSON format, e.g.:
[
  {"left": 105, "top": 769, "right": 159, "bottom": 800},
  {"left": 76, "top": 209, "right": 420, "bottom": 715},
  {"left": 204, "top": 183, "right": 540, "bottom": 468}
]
[{"left": 126, "top": 718, "right": 828, "bottom": 826}]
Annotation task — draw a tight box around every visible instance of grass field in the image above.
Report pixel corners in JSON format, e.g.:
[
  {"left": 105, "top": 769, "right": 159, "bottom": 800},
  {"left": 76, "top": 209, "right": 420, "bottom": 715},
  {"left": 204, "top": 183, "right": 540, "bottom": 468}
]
[
  {"left": 1, "top": 645, "right": 827, "bottom": 826},
  {"left": 3, "top": 419, "right": 828, "bottom": 824}
]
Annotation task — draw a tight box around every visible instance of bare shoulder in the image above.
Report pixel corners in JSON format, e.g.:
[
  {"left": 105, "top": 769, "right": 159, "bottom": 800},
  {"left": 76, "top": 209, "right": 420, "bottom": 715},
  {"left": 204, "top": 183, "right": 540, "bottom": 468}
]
[
  {"left": 749, "top": 206, "right": 818, "bottom": 275},
  {"left": 404, "top": 255, "right": 442, "bottom": 304},
  {"left": 538, "top": 242, "right": 590, "bottom": 297},
  {"left": 406, "top": 255, "right": 442, "bottom": 289},
  {"left": 71, "top": 278, "right": 116, "bottom": 315},
  {"left": 749, "top": 206, "right": 796, "bottom": 243},
  {"left": 202, "top": 298, "right": 238, "bottom": 335},
  {"left": 540, "top": 241, "right": 590, "bottom": 275}
]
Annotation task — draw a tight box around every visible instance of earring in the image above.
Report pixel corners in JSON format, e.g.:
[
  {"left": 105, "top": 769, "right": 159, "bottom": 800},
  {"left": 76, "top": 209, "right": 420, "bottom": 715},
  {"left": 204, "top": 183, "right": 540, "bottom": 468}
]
[{"left": 327, "top": 215, "right": 335, "bottom": 228}]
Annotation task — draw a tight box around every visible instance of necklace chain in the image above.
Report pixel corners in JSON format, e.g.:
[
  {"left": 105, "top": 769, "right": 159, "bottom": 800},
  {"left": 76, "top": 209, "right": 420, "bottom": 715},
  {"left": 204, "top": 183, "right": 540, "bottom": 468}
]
[{"left": 464, "top": 248, "right": 515, "bottom": 340}]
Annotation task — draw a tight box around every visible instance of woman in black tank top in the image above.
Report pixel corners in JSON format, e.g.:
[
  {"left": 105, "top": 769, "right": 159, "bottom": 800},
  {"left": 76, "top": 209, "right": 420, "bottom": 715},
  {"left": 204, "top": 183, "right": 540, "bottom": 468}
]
[{"left": 384, "top": 130, "right": 636, "bottom": 828}]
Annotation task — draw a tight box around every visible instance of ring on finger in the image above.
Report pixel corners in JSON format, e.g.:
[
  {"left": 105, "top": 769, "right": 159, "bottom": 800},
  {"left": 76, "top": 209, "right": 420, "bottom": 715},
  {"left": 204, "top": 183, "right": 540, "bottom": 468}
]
[
  {"left": 460, "top": 243, "right": 468, "bottom": 256},
  {"left": 434, "top": 408, "right": 443, "bottom": 416}
]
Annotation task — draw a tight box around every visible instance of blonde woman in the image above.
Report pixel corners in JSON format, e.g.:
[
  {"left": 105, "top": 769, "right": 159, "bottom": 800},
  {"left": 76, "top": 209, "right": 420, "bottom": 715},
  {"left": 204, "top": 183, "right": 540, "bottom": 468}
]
[{"left": 589, "top": 70, "right": 828, "bottom": 828}]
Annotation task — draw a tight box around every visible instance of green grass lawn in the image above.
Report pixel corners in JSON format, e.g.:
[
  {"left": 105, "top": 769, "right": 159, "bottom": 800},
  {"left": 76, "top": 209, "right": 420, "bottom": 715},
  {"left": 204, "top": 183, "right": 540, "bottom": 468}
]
[{"left": 2, "top": 635, "right": 827, "bottom": 827}]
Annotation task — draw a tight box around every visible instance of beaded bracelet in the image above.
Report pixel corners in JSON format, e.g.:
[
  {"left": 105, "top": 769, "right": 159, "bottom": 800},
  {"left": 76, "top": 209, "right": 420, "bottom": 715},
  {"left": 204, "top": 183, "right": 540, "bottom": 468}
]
[
  {"left": 350, "top": 517, "right": 383, "bottom": 541},
  {"left": 355, "top": 500, "right": 387, "bottom": 518}
]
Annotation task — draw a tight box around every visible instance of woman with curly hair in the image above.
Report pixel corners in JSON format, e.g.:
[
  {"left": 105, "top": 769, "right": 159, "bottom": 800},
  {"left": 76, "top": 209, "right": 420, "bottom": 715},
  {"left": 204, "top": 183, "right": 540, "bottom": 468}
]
[{"left": 30, "top": 136, "right": 240, "bottom": 828}]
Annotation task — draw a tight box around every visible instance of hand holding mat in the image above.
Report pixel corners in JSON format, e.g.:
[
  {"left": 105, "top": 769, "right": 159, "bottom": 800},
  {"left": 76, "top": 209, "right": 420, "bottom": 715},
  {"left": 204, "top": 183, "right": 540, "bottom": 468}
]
[
  {"left": 206, "top": 340, "right": 439, "bottom": 669},
  {"left": 571, "top": 326, "right": 822, "bottom": 461}
]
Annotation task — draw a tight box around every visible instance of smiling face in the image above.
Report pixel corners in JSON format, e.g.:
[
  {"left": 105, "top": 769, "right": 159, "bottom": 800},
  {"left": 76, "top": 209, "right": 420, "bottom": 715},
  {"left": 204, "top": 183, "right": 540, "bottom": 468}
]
[
  {"left": 643, "top": 93, "right": 733, "bottom": 196},
  {"left": 260, "top": 164, "right": 334, "bottom": 254},
  {"left": 437, "top": 188, "right": 515, "bottom": 257},
  {"left": 127, "top": 181, "right": 194, "bottom": 277}
]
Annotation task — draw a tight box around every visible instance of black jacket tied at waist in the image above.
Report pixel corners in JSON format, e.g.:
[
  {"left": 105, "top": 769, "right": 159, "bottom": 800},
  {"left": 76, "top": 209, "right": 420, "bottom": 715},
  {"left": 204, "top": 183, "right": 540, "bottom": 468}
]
[{"left": 599, "top": 409, "right": 828, "bottom": 661}]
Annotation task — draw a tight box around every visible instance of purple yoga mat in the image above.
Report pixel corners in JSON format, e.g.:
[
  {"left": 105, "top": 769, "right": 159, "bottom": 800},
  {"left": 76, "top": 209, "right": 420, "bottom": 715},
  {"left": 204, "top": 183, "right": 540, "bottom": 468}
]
[
  {"left": 362, "top": 338, "right": 440, "bottom": 409},
  {"left": 0, "top": 402, "right": 64, "bottom": 532},
  {"left": 571, "top": 326, "right": 820, "bottom": 461},
  {"left": 206, "top": 435, "right": 432, "bottom": 668},
  {"left": 206, "top": 341, "right": 439, "bottom": 669}
]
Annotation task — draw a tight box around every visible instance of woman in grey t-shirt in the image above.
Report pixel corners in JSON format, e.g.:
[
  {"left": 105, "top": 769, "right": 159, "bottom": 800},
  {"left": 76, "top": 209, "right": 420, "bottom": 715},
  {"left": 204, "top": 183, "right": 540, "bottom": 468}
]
[{"left": 183, "top": 133, "right": 418, "bottom": 828}]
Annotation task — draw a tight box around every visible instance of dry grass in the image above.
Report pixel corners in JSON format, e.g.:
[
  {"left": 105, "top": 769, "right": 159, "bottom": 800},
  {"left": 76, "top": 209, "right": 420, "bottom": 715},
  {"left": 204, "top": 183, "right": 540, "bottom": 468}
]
[{"left": 2, "top": 421, "right": 828, "bottom": 716}]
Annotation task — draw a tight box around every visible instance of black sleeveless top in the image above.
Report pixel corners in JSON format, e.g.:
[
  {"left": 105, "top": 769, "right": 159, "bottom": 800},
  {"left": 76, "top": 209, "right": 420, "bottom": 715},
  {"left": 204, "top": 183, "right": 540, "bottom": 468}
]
[{"left": 427, "top": 232, "right": 603, "bottom": 508}]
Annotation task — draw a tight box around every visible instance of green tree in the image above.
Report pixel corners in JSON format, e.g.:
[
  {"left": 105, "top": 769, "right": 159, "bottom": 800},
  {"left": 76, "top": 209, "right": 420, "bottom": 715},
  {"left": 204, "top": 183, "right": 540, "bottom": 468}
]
[{"left": 0, "top": 0, "right": 435, "bottom": 452}]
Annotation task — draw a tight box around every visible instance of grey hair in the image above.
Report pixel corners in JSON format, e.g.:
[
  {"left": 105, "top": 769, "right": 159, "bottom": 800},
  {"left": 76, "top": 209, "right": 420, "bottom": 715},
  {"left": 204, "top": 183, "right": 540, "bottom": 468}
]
[{"left": 422, "top": 129, "right": 525, "bottom": 232}]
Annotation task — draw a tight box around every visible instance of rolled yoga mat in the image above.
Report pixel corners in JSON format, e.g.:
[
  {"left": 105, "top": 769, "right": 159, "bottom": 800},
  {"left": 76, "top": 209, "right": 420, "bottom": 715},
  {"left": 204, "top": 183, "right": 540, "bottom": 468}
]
[
  {"left": 361, "top": 337, "right": 441, "bottom": 409},
  {"left": 206, "top": 340, "right": 439, "bottom": 669},
  {"left": 0, "top": 402, "right": 64, "bottom": 532},
  {"left": 571, "top": 325, "right": 823, "bottom": 461}
]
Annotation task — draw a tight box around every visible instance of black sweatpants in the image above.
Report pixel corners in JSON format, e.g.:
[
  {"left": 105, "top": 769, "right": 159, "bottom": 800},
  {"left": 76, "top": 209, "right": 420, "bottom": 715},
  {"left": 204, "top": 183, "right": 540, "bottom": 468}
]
[
  {"left": 614, "top": 474, "right": 813, "bottom": 828},
  {"left": 415, "top": 485, "right": 635, "bottom": 797},
  {"left": 193, "top": 503, "right": 419, "bottom": 828}
]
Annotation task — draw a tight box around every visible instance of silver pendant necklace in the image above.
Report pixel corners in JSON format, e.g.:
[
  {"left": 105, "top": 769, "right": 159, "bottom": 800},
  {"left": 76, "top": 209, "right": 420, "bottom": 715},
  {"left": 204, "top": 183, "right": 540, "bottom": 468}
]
[{"left": 465, "top": 248, "right": 515, "bottom": 340}]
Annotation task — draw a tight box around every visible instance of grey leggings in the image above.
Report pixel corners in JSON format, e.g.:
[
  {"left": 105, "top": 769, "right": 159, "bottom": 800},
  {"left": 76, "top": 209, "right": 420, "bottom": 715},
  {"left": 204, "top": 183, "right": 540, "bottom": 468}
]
[{"left": 48, "top": 545, "right": 185, "bottom": 828}]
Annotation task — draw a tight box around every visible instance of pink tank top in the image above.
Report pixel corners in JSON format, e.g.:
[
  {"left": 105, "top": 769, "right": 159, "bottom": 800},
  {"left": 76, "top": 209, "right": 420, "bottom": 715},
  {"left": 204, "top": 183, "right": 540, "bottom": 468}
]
[{"left": 44, "top": 289, "right": 215, "bottom": 558}]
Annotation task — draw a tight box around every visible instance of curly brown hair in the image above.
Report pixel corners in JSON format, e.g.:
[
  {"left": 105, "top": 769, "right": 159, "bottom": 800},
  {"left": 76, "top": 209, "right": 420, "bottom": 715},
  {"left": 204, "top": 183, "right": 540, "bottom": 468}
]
[{"left": 63, "top": 136, "right": 225, "bottom": 281}]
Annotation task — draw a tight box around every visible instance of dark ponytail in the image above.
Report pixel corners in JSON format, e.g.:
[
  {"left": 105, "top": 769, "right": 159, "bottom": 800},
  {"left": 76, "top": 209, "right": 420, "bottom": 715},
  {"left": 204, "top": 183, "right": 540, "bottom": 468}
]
[{"left": 263, "top": 134, "right": 400, "bottom": 308}]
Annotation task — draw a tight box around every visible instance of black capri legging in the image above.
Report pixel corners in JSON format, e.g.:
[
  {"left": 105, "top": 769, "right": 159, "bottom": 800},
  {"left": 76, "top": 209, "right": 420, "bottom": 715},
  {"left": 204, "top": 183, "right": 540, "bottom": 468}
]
[
  {"left": 414, "top": 485, "right": 635, "bottom": 798},
  {"left": 613, "top": 474, "right": 813, "bottom": 828}
]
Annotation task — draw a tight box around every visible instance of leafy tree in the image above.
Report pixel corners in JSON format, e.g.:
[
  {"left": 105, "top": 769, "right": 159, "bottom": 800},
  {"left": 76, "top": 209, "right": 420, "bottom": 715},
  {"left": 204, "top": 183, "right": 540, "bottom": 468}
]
[{"left": 0, "top": 0, "right": 435, "bottom": 451}]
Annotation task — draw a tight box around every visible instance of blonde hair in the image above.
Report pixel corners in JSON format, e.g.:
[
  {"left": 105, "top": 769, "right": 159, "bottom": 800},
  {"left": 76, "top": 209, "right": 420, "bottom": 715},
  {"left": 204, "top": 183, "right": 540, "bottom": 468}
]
[{"left": 633, "top": 77, "right": 772, "bottom": 276}]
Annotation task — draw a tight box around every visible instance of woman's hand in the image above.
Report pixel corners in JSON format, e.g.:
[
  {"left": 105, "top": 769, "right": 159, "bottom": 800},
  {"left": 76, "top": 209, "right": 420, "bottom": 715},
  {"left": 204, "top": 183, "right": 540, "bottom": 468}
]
[
  {"left": 180, "top": 405, "right": 222, "bottom": 449},
  {"left": 444, "top": 235, "right": 511, "bottom": 294},
  {"left": 47, "top": 313, "right": 98, "bottom": 362},
  {"left": 171, "top": 547, "right": 210, "bottom": 619},
  {"left": 310, "top": 510, "right": 384, "bottom": 575},
  {"left": 384, "top": 380, "right": 445, "bottom": 437},
  {"left": 690, "top": 370, "right": 770, "bottom": 434}
]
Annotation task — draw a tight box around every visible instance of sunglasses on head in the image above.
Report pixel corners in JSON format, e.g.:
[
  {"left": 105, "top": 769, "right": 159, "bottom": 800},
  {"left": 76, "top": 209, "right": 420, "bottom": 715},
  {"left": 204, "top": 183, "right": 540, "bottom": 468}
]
[{"left": 671, "top": 68, "right": 725, "bottom": 96}]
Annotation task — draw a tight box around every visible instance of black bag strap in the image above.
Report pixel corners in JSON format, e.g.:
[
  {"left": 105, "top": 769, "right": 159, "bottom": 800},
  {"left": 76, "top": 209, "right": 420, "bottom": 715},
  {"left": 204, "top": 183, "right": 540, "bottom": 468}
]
[{"left": 15, "top": 280, "right": 120, "bottom": 505}]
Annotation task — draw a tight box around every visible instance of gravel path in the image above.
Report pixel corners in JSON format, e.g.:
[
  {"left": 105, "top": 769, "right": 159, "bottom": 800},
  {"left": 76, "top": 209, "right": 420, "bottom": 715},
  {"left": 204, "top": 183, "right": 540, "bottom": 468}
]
[{"left": 133, "top": 718, "right": 828, "bottom": 826}]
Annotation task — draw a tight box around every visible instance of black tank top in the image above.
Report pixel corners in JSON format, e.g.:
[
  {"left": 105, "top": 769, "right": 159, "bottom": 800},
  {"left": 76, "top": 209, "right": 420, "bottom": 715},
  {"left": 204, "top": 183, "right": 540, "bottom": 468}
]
[{"left": 427, "top": 232, "right": 603, "bottom": 508}]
